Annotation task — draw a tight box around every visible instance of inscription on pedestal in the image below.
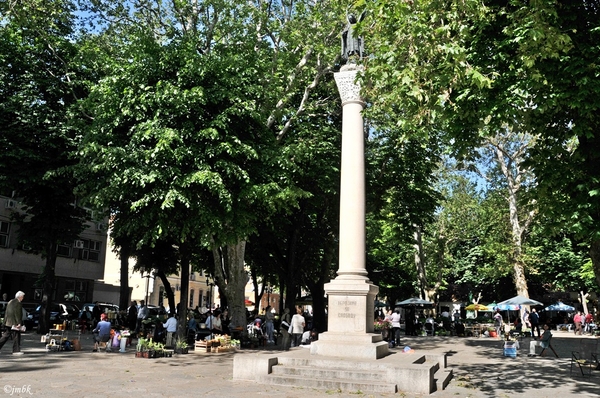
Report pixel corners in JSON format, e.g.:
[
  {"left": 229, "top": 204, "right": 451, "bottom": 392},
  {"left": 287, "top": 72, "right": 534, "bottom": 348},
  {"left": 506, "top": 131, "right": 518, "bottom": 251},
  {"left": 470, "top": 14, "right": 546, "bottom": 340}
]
[{"left": 337, "top": 300, "right": 357, "bottom": 318}]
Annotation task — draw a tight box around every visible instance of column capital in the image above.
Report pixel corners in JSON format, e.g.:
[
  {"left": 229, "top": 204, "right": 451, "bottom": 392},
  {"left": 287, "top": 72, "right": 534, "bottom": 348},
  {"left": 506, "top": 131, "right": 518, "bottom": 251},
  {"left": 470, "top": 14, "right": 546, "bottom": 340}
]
[{"left": 334, "top": 65, "right": 365, "bottom": 106}]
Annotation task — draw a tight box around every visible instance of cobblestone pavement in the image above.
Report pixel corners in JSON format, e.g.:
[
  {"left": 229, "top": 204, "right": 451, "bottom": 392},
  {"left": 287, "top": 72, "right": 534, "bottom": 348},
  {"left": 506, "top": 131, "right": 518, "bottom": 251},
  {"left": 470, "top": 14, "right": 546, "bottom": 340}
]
[{"left": 0, "top": 330, "right": 598, "bottom": 397}]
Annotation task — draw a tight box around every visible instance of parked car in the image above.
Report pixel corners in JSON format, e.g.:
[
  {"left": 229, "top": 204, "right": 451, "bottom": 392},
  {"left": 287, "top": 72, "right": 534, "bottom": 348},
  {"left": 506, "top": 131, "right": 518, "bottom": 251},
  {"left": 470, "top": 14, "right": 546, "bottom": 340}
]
[
  {"left": 81, "top": 302, "right": 119, "bottom": 315},
  {"left": 25, "top": 303, "right": 80, "bottom": 329},
  {"left": 146, "top": 305, "right": 167, "bottom": 319},
  {"left": 1, "top": 301, "right": 40, "bottom": 331}
]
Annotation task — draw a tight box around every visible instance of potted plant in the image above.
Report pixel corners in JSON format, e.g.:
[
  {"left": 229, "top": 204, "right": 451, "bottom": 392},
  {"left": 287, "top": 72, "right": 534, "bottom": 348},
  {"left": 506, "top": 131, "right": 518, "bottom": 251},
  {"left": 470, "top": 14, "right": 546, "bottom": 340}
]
[
  {"left": 175, "top": 339, "right": 189, "bottom": 354},
  {"left": 136, "top": 337, "right": 150, "bottom": 358},
  {"left": 149, "top": 341, "right": 165, "bottom": 358}
]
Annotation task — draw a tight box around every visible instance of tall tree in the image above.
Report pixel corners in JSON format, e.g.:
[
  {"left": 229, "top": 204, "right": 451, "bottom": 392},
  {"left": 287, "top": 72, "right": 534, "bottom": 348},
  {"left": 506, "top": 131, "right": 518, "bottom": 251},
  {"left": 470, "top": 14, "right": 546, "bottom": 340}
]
[
  {"left": 0, "top": 0, "right": 88, "bottom": 333},
  {"left": 362, "top": 0, "right": 600, "bottom": 294},
  {"left": 78, "top": 0, "right": 348, "bottom": 331}
]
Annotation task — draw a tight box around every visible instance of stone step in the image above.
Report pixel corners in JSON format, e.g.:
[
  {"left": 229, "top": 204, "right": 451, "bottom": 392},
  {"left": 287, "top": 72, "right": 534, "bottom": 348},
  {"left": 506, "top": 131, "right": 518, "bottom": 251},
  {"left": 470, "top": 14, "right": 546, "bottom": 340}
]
[
  {"left": 259, "top": 373, "right": 397, "bottom": 394},
  {"left": 271, "top": 363, "right": 383, "bottom": 381},
  {"left": 435, "top": 368, "right": 453, "bottom": 391},
  {"left": 276, "top": 356, "right": 394, "bottom": 371}
]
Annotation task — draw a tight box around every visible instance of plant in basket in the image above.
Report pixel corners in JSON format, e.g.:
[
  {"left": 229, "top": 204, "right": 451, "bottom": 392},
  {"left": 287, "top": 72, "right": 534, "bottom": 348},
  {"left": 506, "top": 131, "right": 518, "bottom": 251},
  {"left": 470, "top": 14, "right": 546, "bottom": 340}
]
[{"left": 175, "top": 339, "right": 189, "bottom": 354}]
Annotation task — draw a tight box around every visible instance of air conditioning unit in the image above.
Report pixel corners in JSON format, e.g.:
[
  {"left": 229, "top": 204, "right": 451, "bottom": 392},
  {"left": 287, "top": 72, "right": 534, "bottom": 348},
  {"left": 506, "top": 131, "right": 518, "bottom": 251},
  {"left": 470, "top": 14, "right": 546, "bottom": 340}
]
[
  {"left": 73, "top": 240, "right": 85, "bottom": 249},
  {"left": 5, "top": 200, "right": 16, "bottom": 208},
  {"left": 96, "top": 223, "right": 106, "bottom": 231}
]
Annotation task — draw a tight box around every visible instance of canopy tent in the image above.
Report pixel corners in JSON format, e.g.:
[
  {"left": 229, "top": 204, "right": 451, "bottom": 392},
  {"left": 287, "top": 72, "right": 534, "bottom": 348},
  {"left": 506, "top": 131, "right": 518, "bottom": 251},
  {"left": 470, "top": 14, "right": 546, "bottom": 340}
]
[
  {"left": 465, "top": 303, "right": 489, "bottom": 311},
  {"left": 395, "top": 297, "right": 433, "bottom": 307},
  {"left": 495, "top": 304, "right": 521, "bottom": 311},
  {"left": 497, "top": 295, "right": 543, "bottom": 307},
  {"left": 374, "top": 300, "right": 387, "bottom": 308},
  {"left": 544, "top": 302, "right": 575, "bottom": 312}
]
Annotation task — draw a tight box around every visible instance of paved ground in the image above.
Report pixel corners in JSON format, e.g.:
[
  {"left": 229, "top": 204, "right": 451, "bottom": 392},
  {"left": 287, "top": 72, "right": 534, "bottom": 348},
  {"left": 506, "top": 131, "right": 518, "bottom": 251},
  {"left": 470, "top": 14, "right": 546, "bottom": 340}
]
[{"left": 0, "top": 330, "right": 598, "bottom": 397}]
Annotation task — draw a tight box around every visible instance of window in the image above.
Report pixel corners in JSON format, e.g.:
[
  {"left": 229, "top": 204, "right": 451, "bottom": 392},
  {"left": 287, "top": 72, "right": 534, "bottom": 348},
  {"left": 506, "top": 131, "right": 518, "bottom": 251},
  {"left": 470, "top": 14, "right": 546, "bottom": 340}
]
[
  {"left": 64, "top": 279, "right": 87, "bottom": 302},
  {"left": 0, "top": 221, "right": 9, "bottom": 247},
  {"left": 57, "top": 243, "right": 72, "bottom": 257},
  {"left": 189, "top": 289, "right": 195, "bottom": 308},
  {"left": 79, "top": 239, "right": 101, "bottom": 262}
]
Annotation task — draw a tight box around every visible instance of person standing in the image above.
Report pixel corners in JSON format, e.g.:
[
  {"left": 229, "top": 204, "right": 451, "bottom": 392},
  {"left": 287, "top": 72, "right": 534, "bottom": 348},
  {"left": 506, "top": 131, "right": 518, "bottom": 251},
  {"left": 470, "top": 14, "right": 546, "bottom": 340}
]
[
  {"left": 493, "top": 310, "right": 503, "bottom": 338},
  {"left": 91, "top": 302, "right": 101, "bottom": 328},
  {"left": 0, "top": 291, "right": 25, "bottom": 355},
  {"left": 290, "top": 307, "right": 305, "bottom": 347},
  {"left": 529, "top": 308, "right": 540, "bottom": 339},
  {"left": 127, "top": 301, "right": 137, "bottom": 331},
  {"left": 389, "top": 309, "right": 401, "bottom": 346},
  {"left": 453, "top": 310, "right": 461, "bottom": 324},
  {"left": 584, "top": 312, "right": 594, "bottom": 334},
  {"left": 264, "top": 306, "right": 275, "bottom": 344},
  {"left": 136, "top": 300, "right": 149, "bottom": 335},
  {"left": 163, "top": 312, "right": 178, "bottom": 347},
  {"left": 573, "top": 311, "right": 583, "bottom": 335},
  {"left": 279, "top": 308, "right": 291, "bottom": 350}
]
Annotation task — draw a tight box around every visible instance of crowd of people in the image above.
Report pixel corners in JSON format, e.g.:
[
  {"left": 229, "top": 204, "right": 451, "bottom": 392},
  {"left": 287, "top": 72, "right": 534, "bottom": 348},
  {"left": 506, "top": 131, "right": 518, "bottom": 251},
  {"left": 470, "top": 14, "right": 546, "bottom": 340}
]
[{"left": 374, "top": 303, "right": 597, "bottom": 348}]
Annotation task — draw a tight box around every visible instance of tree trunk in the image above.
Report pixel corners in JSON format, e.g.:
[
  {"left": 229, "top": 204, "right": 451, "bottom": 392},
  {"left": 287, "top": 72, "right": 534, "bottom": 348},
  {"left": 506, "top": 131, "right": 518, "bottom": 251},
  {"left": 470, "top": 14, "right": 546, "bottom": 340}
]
[
  {"left": 155, "top": 269, "right": 175, "bottom": 315},
  {"left": 39, "top": 242, "right": 58, "bottom": 334},
  {"left": 413, "top": 225, "right": 428, "bottom": 300},
  {"left": 119, "top": 242, "right": 131, "bottom": 311},
  {"left": 491, "top": 138, "right": 532, "bottom": 299},
  {"left": 591, "top": 239, "right": 600, "bottom": 290},
  {"left": 212, "top": 240, "right": 248, "bottom": 333},
  {"left": 177, "top": 246, "right": 191, "bottom": 340}
]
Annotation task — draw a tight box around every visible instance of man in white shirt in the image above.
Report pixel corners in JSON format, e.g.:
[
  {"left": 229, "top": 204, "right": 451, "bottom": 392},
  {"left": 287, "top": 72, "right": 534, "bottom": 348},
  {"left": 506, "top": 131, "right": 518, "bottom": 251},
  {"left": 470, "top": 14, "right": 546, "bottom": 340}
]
[{"left": 163, "top": 313, "right": 178, "bottom": 347}]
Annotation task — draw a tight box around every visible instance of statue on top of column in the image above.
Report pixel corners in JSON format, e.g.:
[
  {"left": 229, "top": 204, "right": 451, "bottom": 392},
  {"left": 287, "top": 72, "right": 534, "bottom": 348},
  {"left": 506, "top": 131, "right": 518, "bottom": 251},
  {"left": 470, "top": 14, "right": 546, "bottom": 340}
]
[{"left": 341, "top": 12, "right": 366, "bottom": 62}]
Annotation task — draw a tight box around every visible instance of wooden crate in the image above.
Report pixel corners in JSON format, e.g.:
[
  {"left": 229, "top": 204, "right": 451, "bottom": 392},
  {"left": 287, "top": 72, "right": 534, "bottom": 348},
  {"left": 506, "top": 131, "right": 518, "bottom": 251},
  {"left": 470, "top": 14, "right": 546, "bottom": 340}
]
[{"left": 194, "top": 341, "right": 211, "bottom": 353}]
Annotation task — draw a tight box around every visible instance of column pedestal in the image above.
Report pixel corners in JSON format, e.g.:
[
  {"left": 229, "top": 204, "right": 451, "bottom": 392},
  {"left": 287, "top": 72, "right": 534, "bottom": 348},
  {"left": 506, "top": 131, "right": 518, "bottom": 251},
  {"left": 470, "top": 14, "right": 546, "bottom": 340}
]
[{"left": 310, "top": 278, "right": 389, "bottom": 359}]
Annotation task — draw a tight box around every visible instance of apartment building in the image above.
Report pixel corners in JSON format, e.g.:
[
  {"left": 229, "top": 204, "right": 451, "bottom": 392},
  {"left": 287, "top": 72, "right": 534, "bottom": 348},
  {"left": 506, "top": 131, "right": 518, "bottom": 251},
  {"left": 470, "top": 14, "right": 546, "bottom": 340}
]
[{"left": 0, "top": 194, "right": 108, "bottom": 304}]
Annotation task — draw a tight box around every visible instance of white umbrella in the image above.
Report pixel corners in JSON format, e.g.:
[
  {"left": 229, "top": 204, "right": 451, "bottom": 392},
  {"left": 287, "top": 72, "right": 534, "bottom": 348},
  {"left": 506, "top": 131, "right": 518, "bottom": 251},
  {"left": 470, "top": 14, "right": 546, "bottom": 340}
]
[{"left": 497, "top": 295, "right": 543, "bottom": 306}]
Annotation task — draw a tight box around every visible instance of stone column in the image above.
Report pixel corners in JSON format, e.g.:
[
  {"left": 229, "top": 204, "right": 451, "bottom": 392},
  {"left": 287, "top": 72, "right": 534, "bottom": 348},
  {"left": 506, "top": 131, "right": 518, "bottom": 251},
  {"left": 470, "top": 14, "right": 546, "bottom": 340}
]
[{"left": 310, "top": 64, "right": 389, "bottom": 360}]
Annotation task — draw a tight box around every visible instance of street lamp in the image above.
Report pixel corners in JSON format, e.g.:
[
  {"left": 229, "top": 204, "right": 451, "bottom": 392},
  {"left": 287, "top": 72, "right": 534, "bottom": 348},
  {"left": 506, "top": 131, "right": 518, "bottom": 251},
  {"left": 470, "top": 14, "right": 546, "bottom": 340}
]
[
  {"left": 144, "top": 270, "right": 155, "bottom": 305},
  {"left": 206, "top": 278, "right": 215, "bottom": 310}
]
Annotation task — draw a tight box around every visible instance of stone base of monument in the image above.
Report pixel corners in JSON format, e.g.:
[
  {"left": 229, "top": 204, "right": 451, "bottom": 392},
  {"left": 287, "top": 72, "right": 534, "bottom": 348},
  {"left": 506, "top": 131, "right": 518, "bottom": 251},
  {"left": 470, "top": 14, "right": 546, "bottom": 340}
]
[
  {"left": 233, "top": 348, "right": 452, "bottom": 395},
  {"left": 309, "top": 332, "right": 389, "bottom": 359}
]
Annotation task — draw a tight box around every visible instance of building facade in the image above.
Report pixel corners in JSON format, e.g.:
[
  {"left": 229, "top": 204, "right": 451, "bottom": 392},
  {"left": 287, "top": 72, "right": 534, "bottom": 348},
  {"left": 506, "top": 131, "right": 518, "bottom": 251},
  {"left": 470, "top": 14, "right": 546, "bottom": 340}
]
[{"left": 0, "top": 194, "right": 108, "bottom": 305}]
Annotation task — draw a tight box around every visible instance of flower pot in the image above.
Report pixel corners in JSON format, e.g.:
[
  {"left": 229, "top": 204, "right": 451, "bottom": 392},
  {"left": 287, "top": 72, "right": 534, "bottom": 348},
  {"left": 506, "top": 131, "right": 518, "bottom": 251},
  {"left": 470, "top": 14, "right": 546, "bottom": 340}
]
[{"left": 489, "top": 331, "right": 497, "bottom": 338}]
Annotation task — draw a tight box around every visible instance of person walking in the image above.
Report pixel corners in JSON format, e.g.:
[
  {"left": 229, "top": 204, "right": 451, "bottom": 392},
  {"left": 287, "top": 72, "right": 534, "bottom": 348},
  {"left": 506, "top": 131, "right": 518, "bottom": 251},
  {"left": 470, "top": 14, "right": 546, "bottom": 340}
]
[
  {"left": 290, "top": 307, "right": 305, "bottom": 347},
  {"left": 0, "top": 291, "right": 25, "bottom": 355},
  {"left": 529, "top": 308, "right": 540, "bottom": 339}
]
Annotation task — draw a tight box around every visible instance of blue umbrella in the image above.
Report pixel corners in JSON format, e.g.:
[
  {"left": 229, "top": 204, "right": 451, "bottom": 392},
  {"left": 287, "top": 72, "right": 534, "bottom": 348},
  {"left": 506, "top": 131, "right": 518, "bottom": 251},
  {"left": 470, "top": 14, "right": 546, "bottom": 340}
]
[
  {"left": 496, "top": 304, "right": 520, "bottom": 311},
  {"left": 544, "top": 302, "right": 575, "bottom": 312}
]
